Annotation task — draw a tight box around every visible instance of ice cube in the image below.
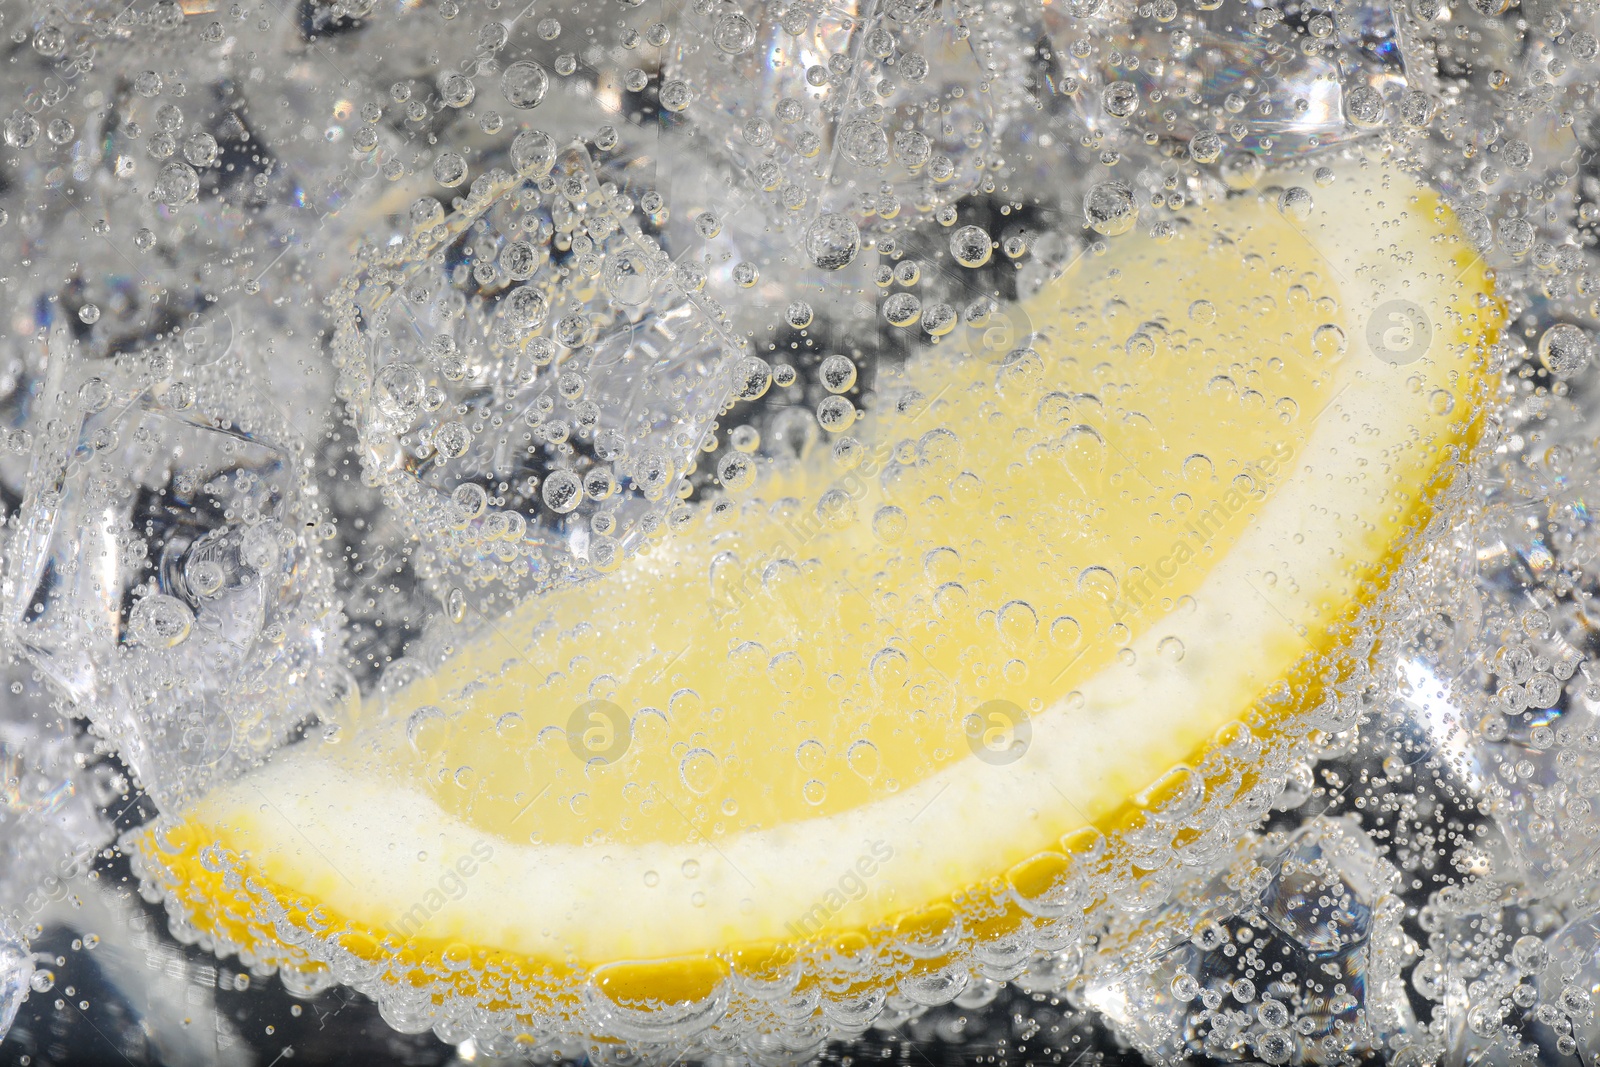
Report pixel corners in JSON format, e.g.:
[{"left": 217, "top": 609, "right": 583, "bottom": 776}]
[
  {"left": 1041, "top": 0, "right": 1409, "bottom": 161},
  {"left": 1081, "top": 817, "right": 1420, "bottom": 1063},
  {"left": 0, "top": 930, "right": 29, "bottom": 1045},
  {"left": 662, "top": 0, "right": 996, "bottom": 248},
  {"left": 335, "top": 144, "right": 744, "bottom": 613},
  {"left": 3, "top": 333, "right": 340, "bottom": 810},
  {"left": 0, "top": 669, "right": 115, "bottom": 941}
]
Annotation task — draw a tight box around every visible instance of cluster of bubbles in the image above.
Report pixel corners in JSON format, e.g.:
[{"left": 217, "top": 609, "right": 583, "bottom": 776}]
[{"left": 1, "top": 0, "right": 1600, "bottom": 1058}]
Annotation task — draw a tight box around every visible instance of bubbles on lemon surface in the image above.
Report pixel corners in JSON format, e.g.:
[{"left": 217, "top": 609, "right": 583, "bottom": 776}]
[
  {"left": 1276, "top": 187, "right": 1313, "bottom": 221},
  {"left": 679, "top": 748, "right": 720, "bottom": 794}
]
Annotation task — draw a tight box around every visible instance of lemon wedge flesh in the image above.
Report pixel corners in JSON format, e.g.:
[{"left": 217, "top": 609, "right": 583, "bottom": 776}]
[{"left": 143, "top": 158, "right": 1501, "bottom": 1008}]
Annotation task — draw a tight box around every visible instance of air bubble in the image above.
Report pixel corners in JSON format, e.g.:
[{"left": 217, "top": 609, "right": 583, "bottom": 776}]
[
  {"left": 949, "top": 225, "right": 993, "bottom": 268},
  {"left": 817, "top": 395, "right": 857, "bottom": 432},
  {"left": 679, "top": 748, "right": 719, "bottom": 794},
  {"left": 155, "top": 161, "right": 200, "bottom": 205},
  {"left": 1538, "top": 323, "right": 1591, "bottom": 378},
  {"left": 1345, "top": 84, "right": 1384, "bottom": 127},
  {"left": 603, "top": 249, "right": 654, "bottom": 305},
  {"left": 510, "top": 130, "right": 558, "bottom": 179},
  {"left": 542, "top": 470, "right": 583, "bottom": 514},
  {"left": 452, "top": 482, "right": 489, "bottom": 521},
  {"left": 501, "top": 61, "right": 549, "bottom": 109},
  {"left": 1083, "top": 182, "right": 1137, "bottom": 236},
  {"left": 805, "top": 213, "right": 861, "bottom": 271},
  {"left": 33, "top": 25, "right": 67, "bottom": 56},
  {"left": 439, "top": 73, "right": 477, "bottom": 108},
  {"left": 1399, "top": 90, "right": 1435, "bottom": 127},
  {"left": 716, "top": 452, "right": 757, "bottom": 491},
  {"left": 1220, "top": 153, "right": 1264, "bottom": 190},
  {"left": 883, "top": 293, "right": 922, "bottom": 327},
  {"left": 819, "top": 354, "right": 858, "bottom": 393},
  {"left": 375, "top": 364, "right": 426, "bottom": 424},
  {"left": 1511, "top": 935, "right": 1550, "bottom": 973},
  {"left": 734, "top": 356, "right": 773, "bottom": 400},
  {"left": 659, "top": 80, "right": 696, "bottom": 112},
  {"left": 714, "top": 11, "right": 757, "bottom": 53},
  {"left": 1277, "top": 186, "right": 1313, "bottom": 221},
  {"left": 873, "top": 506, "right": 908, "bottom": 542},
  {"left": 183, "top": 132, "right": 218, "bottom": 167},
  {"left": 1102, "top": 81, "right": 1140, "bottom": 118},
  {"left": 433, "top": 422, "right": 473, "bottom": 459},
  {"left": 1189, "top": 131, "right": 1223, "bottom": 163},
  {"left": 432, "top": 152, "right": 468, "bottom": 187},
  {"left": 504, "top": 286, "right": 549, "bottom": 330},
  {"left": 129, "top": 595, "right": 194, "bottom": 648}
]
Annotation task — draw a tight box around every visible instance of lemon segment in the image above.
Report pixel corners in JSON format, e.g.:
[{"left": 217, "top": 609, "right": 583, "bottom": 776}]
[{"left": 142, "top": 158, "right": 1502, "bottom": 985}]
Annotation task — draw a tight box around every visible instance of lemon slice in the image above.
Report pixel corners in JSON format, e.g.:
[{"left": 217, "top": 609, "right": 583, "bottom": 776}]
[{"left": 140, "top": 156, "right": 1501, "bottom": 1018}]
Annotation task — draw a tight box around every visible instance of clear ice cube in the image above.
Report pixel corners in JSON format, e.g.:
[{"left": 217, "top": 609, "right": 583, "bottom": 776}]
[
  {"left": 2, "top": 334, "right": 340, "bottom": 809},
  {"left": 0, "top": 929, "right": 30, "bottom": 1045},
  {"left": 1082, "top": 817, "right": 1419, "bottom": 1064},
  {"left": 335, "top": 142, "right": 747, "bottom": 611}
]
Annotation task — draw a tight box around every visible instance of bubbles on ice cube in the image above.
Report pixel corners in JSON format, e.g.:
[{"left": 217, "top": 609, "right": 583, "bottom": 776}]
[
  {"left": 662, "top": 0, "right": 1002, "bottom": 284},
  {"left": 2, "top": 334, "right": 339, "bottom": 809},
  {"left": 0, "top": 932, "right": 30, "bottom": 1044},
  {"left": 1039, "top": 0, "right": 1408, "bottom": 165},
  {"left": 1082, "top": 819, "right": 1417, "bottom": 1063},
  {"left": 334, "top": 134, "right": 750, "bottom": 611}
]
